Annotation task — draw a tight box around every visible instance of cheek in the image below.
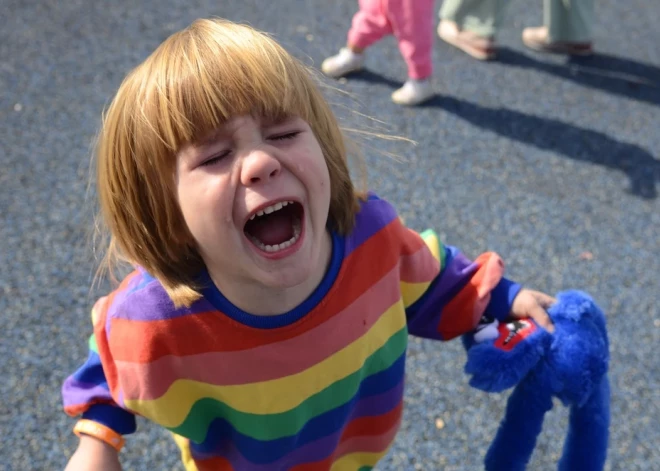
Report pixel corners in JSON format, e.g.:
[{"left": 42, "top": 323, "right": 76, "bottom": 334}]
[
  {"left": 176, "top": 182, "right": 193, "bottom": 222},
  {"left": 176, "top": 188, "right": 202, "bottom": 243},
  {"left": 176, "top": 178, "right": 221, "bottom": 235},
  {"left": 302, "top": 158, "right": 330, "bottom": 200},
  {"left": 309, "top": 145, "right": 331, "bottom": 190},
  {"left": 319, "top": 159, "right": 331, "bottom": 195},
  {"left": 312, "top": 162, "right": 332, "bottom": 221},
  {"left": 290, "top": 144, "right": 327, "bottom": 185},
  {"left": 174, "top": 160, "right": 235, "bottom": 249}
]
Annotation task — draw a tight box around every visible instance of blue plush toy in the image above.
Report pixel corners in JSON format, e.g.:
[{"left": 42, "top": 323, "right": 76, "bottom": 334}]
[{"left": 462, "top": 290, "right": 610, "bottom": 471}]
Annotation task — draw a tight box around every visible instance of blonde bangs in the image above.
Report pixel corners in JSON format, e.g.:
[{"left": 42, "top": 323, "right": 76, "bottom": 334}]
[{"left": 139, "top": 19, "right": 318, "bottom": 152}]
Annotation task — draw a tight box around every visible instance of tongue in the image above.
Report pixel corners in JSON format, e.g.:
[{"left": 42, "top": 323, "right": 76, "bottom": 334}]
[{"left": 246, "top": 211, "right": 294, "bottom": 246}]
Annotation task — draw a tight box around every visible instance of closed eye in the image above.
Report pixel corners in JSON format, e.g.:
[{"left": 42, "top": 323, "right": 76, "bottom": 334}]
[
  {"left": 268, "top": 131, "right": 300, "bottom": 141},
  {"left": 200, "top": 150, "right": 231, "bottom": 167}
]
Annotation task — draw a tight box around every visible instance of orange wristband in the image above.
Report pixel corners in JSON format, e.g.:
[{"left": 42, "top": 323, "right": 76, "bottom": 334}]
[{"left": 73, "top": 419, "right": 125, "bottom": 452}]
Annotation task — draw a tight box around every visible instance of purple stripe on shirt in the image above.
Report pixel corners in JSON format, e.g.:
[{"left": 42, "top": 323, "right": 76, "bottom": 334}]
[
  {"left": 345, "top": 197, "right": 398, "bottom": 257},
  {"left": 108, "top": 279, "right": 216, "bottom": 322},
  {"left": 62, "top": 377, "right": 112, "bottom": 408},
  {"left": 406, "top": 249, "right": 478, "bottom": 340},
  {"left": 190, "top": 379, "right": 405, "bottom": 469}
]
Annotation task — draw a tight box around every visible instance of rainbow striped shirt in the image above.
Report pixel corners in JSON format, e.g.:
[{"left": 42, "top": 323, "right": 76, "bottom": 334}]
[{"left": 62, "top": 194, "right": 520, "bottom": 470}]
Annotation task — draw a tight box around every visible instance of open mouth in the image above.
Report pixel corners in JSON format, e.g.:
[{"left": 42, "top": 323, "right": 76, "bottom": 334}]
[{"left": 244, "top": 200, "right": 303, "bottom": 253}]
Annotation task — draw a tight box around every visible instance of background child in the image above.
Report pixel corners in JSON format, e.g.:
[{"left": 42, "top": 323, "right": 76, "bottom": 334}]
[
  {"left": 321, "top": 0, "right": 436, "bottom": 106},
  {"left": 438, "top": 0, "right": 595, "bottom": 60},
  {"left": 62, "top": 18, "right": 554, "bottom": 471}
]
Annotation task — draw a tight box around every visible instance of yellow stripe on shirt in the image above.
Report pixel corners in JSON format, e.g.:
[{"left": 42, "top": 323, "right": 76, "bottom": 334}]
[{"left": 124, "top": 300, "right": 406, "bottom": 427}]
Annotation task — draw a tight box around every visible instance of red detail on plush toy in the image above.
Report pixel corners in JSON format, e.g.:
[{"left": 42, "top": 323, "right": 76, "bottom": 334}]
[{"left": 494, "top": 319, "right": 537, "bottom": 351}]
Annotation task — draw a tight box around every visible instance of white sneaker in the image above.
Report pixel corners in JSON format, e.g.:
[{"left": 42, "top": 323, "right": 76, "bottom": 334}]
[
  {"left": 391, "top": 78, "right": 434, "bottom": 105},
  {"left": 321, "top": 48, "right": 365, "bottom": 78}
]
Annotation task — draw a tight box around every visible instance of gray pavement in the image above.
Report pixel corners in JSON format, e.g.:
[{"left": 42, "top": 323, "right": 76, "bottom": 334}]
[{"left": 1, "top": 0, "right": 659, "bottom": 470}]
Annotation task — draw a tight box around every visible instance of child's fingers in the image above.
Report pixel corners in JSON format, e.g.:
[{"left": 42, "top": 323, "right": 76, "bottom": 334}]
[
  {"left": 528, "top": 304, "right": 555, "bottom": 333},
  {"left": 532, "top": 291, "right": 557, "bottom": 309}
]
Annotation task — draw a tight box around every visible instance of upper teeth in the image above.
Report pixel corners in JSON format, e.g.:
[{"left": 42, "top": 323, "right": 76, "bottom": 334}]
[{"left": 249, "top": 201, "right": 293, "bottom": 220}]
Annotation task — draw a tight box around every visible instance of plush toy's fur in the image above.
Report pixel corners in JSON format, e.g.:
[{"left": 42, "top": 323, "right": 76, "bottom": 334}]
[{"left": 462, "top": 291, "right": 610, "bottom": 471}]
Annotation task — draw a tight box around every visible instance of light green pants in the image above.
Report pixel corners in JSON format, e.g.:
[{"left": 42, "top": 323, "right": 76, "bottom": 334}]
[{"left": 439, "top": 0, "right": 594, "bottom": 42}]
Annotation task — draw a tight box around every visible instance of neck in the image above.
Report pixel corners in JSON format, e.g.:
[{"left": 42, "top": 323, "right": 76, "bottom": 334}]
[{"left": 208, "top": 231, "right": 333, "bottom": 316}]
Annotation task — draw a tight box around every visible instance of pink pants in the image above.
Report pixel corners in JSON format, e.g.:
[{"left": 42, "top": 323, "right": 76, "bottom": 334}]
[{"left": 347, "top": 0, "right": 435, "bottom": 79}]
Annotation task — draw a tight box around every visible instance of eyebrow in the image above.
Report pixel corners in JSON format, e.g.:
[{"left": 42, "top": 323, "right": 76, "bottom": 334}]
[
  {"left": 196, "top": 127, "right": 227, "bottom": 148},
  {"left": 192, "top": 114, "right": 301, "bottom": 150}
]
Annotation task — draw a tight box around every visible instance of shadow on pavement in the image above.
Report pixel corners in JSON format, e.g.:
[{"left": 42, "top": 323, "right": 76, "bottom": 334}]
[
  {"left": 495, "top": 48, "right": 660, "bottom": 106},
  {"left": 340, "top": 69, "right": 404, "bottom": 89},
  {"left": 420, "top": 95, "right": 660, "bottom": 199},
  {"left": 329, "top": 63, "right": 659, "bottom": 199}
]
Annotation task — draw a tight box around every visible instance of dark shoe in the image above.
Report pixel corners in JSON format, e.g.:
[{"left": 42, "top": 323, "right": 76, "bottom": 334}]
[{"left": 522, "top": 26, "right": 593, "bottom": 56}]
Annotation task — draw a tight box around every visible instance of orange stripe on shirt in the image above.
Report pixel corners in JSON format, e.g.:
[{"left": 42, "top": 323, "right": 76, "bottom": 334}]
[
  {"left": 107, "top": 220, "right": 405, "bottom": 362},
  {"left": 192, "top": 456, "right": 233, "bottom": 471},
  {"left": 114, "top": 268, "right": 404, "bottom": 397},
  {"left": 437, "top": 252, "right": 505, "bottom": 340},
  {"left": 94, "top": 271, "right": 140, "bottom": 401},
  {"left": 398, "top": 244, "right": 440, "bottom": 284}
]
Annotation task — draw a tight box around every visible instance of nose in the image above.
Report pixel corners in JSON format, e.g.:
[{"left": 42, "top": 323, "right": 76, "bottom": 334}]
[{"left": 240, "top": 148, "right": 281, "bottom": 186}]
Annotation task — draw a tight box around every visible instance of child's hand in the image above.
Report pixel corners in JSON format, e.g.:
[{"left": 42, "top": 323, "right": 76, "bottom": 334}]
[
  {"left": 510, "top": 289, "right": 556, "bottom": 333},
  {"left": 64, "top": 435, "right": 122, "bottom": 471}
]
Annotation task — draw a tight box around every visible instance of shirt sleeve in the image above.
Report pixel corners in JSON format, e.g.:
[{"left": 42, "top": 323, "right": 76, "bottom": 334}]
[
  {"left": 401, "top": 229, "right": 522, "bottom": 341},
  {"left": 61, "top": 297, "right": 137, "bottom": 435}
]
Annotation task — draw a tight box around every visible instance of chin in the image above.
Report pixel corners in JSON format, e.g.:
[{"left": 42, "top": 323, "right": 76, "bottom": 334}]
[{"left": 258, "top": 264, "right": 314, "bottom": 289}]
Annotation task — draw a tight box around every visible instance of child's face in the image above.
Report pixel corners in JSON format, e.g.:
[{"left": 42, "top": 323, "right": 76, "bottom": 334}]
[{"left": 175, "top": 115, "right": 332, "bottom": 294}]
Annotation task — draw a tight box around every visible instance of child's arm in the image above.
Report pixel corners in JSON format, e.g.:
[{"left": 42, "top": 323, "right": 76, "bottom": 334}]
[
  {"left": 64, "top": 435, "right": 122, "bottom": 471},
  {"left": 62, "top": 297, "right": 136, "bottom": 468},
  {"left": 401, "top": 229, "right": 553, "bottom": 340}
]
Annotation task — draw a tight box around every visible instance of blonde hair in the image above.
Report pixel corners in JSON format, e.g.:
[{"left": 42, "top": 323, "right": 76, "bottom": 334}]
[{"left": 95, "top": 18, "right": 362, "bottom": 306}]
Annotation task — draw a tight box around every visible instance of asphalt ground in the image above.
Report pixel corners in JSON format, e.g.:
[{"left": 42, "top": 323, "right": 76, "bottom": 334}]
[{"left": 1, "top": 0, "right": 659, "bottom": 470}]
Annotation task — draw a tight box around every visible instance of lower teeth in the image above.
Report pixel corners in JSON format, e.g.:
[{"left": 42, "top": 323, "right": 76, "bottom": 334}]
[{"left": 249, "top": 220, "right": 301, "bottom": 252}]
